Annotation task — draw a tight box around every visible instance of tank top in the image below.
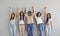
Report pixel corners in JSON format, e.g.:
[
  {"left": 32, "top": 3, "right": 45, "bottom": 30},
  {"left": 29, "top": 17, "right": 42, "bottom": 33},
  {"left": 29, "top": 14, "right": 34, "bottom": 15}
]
[{"left": 19, "top": 16, "right": 25, "bottom": 24}]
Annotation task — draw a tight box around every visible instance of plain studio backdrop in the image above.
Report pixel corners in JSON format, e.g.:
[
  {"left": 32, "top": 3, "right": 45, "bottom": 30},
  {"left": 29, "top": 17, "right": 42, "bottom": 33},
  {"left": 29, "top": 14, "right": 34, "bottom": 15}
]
[{"left": 0, "top": 0, "right": 60, "bottom": 36}]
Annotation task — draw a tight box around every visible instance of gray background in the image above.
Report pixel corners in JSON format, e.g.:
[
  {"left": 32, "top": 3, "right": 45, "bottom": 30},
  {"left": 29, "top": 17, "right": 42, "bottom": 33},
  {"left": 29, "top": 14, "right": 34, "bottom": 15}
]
[{"left": 0, "top": 0, "right": 60, "bottom": 36}]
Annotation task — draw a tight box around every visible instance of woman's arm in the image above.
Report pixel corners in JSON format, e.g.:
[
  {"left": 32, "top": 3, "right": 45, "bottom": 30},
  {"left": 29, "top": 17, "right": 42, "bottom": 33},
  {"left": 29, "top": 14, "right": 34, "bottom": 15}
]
[
  {"left": 41, "top": 6, "right": 46, "bottom": 17},
  {"left": 32, "top": 6, "right": 34, "bottom": 13},
  {"left": 9, "top": 6, "right": 12, "bottom": 18},
  {"left": 32, "top": 6, "right": 36, "bottom": 16},
  {"left": 50, "top": 21, "right": 53, "bottom": 31},
  {"left": 16, "top": 8, "right": 19, "bottom": 17},
  {"left": 24, "top": 8, "right": 27, "bottom": 14},
  {"left": 24, "top": 8, "right": 28, "bottom": 17}
]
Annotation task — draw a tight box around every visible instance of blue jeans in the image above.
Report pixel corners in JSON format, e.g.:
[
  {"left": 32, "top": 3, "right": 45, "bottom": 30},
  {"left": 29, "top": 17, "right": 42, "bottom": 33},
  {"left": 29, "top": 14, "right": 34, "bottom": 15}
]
[
  {"left": 38, "top": 23, "right": 45, "bottom": 36},
  {"left": 27, "top": 24, "right": 34, "bottom": 36},
  {"left": 10, "top": 24, "right": 16, "bottom": 36},
  {"left": 45, "top": 25, "right": 51, "bottom": 36}
]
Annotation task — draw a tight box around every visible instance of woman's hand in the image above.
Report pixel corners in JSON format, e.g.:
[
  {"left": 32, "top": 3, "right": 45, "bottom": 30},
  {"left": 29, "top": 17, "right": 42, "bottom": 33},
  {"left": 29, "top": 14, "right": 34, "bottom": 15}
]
[
  {"left": 32, "top": 6, "right": 34, "bottom": 13},
  {"left": 32, "top": 6, "right": 35, "bottom": 16},
  {"left": 41, "top": 6, "right": 47, "bottom": 17},
  {"left": 16, "top": 8, "right": 19, "bottom": 17},
  {"left": 24, "top": 8, "right": 27, "bottom": 14}
]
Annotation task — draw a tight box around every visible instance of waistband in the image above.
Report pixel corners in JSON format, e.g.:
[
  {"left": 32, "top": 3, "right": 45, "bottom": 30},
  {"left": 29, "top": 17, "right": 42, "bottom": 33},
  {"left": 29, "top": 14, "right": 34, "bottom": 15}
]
[
  {"left": 38, "top": 23, "right": 44, "bottom": 24},
  {"left": 27, "top": 23, "right": 34, "bottom": 24}
]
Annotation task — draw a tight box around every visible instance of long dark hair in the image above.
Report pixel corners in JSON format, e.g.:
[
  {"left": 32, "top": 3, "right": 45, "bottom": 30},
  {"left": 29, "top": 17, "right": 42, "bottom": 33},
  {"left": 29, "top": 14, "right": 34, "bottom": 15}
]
[
  {"left": 36, "top": 12, "right": 41, "bottom": 17},
  {"left": 28, "top": 11, "right": 32, "bottom": 16},
  {"left": 19, "top": 11, "right": 25, "bottom": 20},
  {"left": 46, "top": 13, "right": 51, "bottom": 22},
  {"left": 10, "top": 13, "right": 15, "bottom": 20}
]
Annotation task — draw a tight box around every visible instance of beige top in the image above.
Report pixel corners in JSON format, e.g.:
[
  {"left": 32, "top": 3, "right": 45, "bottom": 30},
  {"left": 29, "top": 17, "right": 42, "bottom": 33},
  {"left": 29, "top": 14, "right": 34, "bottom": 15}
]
[
  {"left": 27, "top": 16, "right": 34, "bottom": 24},
  {"left": 25, "top": 12, "right": 34, "bottom": 24}
]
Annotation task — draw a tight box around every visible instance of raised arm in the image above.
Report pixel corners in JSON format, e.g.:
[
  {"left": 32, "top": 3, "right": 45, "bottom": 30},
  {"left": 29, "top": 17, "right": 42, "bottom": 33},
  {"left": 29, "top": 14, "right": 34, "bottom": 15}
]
[
  {"left": 9, "top": 6, "right": 13, "bottom": 18},
  {"left": 32, "top": 6, "right": 36, "bottom": 16},
  {"left": 32, "top": 6, "right": 34, "bottom": 13},
  {"left": 24, "top": 8, "right": 27, "bottom": 14},
  {"left": 41, "top": 6, "right": 46, "bottom": 17},
  {"left": 16, "top": 8, "right": 19, "bottom": 17},
  {"left": 24, "top": 8, "right": 28, "bottom": 17}
]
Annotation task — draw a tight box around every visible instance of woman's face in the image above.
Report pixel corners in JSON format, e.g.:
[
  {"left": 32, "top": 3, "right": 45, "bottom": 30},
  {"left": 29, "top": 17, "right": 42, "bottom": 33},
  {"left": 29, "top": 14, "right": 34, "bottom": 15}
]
[
  {"left": 38, "top": 13, "right": 41, "bottom": 17},
  {"left": 21, "top": 13, "right": 23, "bottom": 16},
  {"left": 28, "top": 11, "right": 32, "bottom": 16},
  {"left": 47, "top": 14, "right": 50, "bottom": 18},
  {"left": 12, "top": 14, "right": 15, "bottom": 18}
]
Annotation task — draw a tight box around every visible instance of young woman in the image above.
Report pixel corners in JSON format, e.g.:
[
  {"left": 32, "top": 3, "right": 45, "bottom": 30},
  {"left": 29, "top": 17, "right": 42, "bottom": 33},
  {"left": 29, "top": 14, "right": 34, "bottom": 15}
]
[
  {"left": 35, "top": 12, "right": 45, "bottom": 36},
  {"left": 34, "top": 6, "right": 46, "bottom": 36},
  {"left": 45, "top": 13, "right": 52, "bottom": 36},
  {"left": 16, "top": 8, "right": 25, "bottom": 36},
  {"left": 10, "top": 12, "right": 16, "bottom": 36},
  {"left": 25, "top": 6, "right": 35, "bottom": 36}
]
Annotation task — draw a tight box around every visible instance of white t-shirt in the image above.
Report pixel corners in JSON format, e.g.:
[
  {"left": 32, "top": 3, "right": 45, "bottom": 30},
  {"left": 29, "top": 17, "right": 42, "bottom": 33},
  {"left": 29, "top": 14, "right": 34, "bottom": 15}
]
[
  {"left": 10, "top": 18, "right": 15, "bottom": 24},
  {"left": 35, "top": 16, "right": 43, "bottom": 24},
  {"left": 19, "top": 16, "right": 25, "bottom": 24}
]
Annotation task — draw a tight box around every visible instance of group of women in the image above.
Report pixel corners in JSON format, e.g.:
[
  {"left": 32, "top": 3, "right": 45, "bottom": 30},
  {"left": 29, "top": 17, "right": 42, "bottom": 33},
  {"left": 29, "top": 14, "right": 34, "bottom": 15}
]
[{"left": 10, "top": 6, "right": 52, "bottom": 36}]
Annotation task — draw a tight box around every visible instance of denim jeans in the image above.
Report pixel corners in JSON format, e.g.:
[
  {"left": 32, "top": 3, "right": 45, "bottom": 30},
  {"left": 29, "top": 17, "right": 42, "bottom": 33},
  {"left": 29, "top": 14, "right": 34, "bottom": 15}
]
[
  {"left": 27, "top": 24, "right": 34, "bottom": 36},
  {"left": 10, "top": 24, "right": 16, "bottom": 36},
  {"left": 45, "top": 25, "right": 51, "bottom": 36},
  {"left": 38, "top": 23, "right": 45, "bottom": 36}
]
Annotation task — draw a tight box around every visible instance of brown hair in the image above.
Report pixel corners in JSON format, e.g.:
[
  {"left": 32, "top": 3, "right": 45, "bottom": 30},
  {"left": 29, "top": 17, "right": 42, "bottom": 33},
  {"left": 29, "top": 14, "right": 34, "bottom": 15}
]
[
  {"left": 28, "top": 11, "right": 32, "bottom": 16},
  {"left": 36, "top": 12, "right": 41, "bottom": 17},
  {"left": 46, "top": 13, "right": 51, "bottom": 22},
  {"left": 19, "top": 11, "right": 25, "bottom": 20},
  {"left": 10, "top": 13, "right": 15, "bottom": 20}
]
